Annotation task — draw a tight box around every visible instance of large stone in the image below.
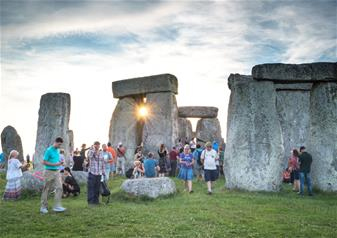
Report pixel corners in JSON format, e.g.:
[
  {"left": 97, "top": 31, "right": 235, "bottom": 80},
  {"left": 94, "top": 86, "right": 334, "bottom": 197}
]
[
  {"left": 109, "top": 97, "right": 139, "bottom": 169},
  {"left": 178, "top": 106, "right": 218, "bottom": 118},
  {"left": 252, "top": 62, "right": 337, "bottom": 82},
  {"left": 309, "top": 83, "right": 337, "bottom": 191},
  {"left": 276, "top": 91, "right": 311, "bottom": 167},
  {"left": 34, "top": 93, "right": 71, "bottom": 171},
  {"left": 1, "top": 125, "right": 24, "bottom": 163},
  {"left": 142, "top": 92, "right": 179, "bottom": 153},
  {"left": 195, "top": 118, "right": 222, "bottom": 144},
  {"left": 275, "top": 83, "right": 312, "bottom": 91},
  {"left": 71, "top": 171, "right": 88, "bottom": 185},
  {"left": 178, "top": 118, "right": 193, "bottom": 141},
  {"left": 112, "top": 74, "right": 178, "bottom": 98},
  {"left": 224, "top": 74, "right": 284, "bottom": 191},
  {"left": 121, "top": 177, "right": 176, "bottom": 198}
]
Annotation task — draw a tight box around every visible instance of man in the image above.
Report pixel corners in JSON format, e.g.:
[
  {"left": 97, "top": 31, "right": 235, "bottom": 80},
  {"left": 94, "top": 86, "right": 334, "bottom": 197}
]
[
  {"left": 107, "top": 142, "right": 117, "bottom": 178},
  {"left": 143, "top": 152, "right": 159, "bottom": 178},
  {"left": 40, "top": 137, "right": 66, "bottom": 214},
  {"left": 201, "top": 141, "right": 219, "bottom": 195},
  {"left": 193, "top": 144, "right": 204, "bottom": 181},
  {"left": 169, "top": 147, "right": 178, "bottom": 177},
  {"left": 116, "top": 142, "right": 126, "bottom": 176},
  {"left": 298, "top": 146, "right": 313, "bottom": 196},
  {"left": 87, "top": 141, "right": 105, "bottom": 205},
  {"left": 102, "top": 144, "right": 113, "bottom": 182}
]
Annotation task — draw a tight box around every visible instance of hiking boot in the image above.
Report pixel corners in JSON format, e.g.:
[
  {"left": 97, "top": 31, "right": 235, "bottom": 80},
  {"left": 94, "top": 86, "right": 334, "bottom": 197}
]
[
  {"left": 40, "top": 207, "right": 48, "bottom": 214},
  {"left": 53, "top": 206, "right": 66, "bottom": 212}
]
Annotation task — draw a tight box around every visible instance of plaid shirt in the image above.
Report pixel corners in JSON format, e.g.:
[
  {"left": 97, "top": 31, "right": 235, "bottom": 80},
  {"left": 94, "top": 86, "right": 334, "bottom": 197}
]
[{"left": 88, "top": 149, "right": 105, "bottom": 175}]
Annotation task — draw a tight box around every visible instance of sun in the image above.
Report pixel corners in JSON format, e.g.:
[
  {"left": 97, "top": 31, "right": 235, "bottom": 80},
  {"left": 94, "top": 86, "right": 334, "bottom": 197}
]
[{"left": 138, "top": 106, "right": 149, "bottom": 118}]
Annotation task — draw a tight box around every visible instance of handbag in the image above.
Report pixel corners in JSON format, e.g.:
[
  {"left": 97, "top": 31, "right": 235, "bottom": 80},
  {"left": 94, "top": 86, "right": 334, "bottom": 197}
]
[{"left": 100, "top": 180, "right": 111, "bottom": 197}]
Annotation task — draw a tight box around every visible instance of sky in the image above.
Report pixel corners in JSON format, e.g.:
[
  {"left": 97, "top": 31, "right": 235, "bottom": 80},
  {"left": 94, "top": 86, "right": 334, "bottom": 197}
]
[{"left": 0, "top": 0, "right": 336, "bottom": 155}]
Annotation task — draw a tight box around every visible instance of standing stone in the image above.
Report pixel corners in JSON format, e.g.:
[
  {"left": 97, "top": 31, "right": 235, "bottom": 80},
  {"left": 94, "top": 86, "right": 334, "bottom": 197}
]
[
  {"left": 276, "top": 91, "right": 311, "bottom": 166},
  {"left": 1, "top": 125, "right": 24, "bottom": 163},
  {"left": 109, "top": 97, "right": 139, "bottom": 169},
  {"left": 195, "top": 118, "right": 222, "bottom": 144},
  {"left": 34, "top": 93, "right": 71, "bottom": 171},
  {"left": 142, "top": 92, "right": 179, "bottom": 153},
  {"left": 178, "top": 118, "right": 193, "bottom": 141},
  {"left": 309, "top": 83, "right": 337, "bottom": 191},
  {"left": 224, "top": 74, "right": 284, "bottom": 191}
]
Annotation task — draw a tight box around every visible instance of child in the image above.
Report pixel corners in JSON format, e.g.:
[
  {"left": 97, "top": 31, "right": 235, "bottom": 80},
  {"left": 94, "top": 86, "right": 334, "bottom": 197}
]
[
  {"left": 3, "top": 150, "right": 29, "bottom": 200},
  {"left": 62, "top": 167, "right": 80, "bottom": 198},
  {"left": 133, "top": 161, "right": 144, "bottom": 179}
]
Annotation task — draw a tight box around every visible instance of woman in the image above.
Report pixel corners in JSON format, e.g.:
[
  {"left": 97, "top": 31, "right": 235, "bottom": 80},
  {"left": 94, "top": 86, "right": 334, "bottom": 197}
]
[
  {"left": 62, "top": 167, "right": 80, "bottom": 197},
  {"left": 3, "top": 150, "right": 29, "bottom": 200},
  {"left": 177, "top": 145, "right": 194, "bottom": 193},
  {"left": 134, "top": 147, "right": 144, "bottom": 163},
  {"left": 288, "top": 149, "right": 300, "bottom": 191},
  {"left": 158, "top": 144, "right": 168, "bottom": 177}
]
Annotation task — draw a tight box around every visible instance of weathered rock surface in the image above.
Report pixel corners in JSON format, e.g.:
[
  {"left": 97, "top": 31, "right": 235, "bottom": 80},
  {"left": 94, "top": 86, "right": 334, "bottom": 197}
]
[
  {"left": 178, "top": 106, "right": 218, "bottom": 118},
  {"left": 178, "top": 118, "right": 193, "bottom": 141},
  {"left": 21, "top": 171, "right": 44, "bottom": 192},
  {"left": 275, "top": 83, "right": 313, "bottom": 91},
  {"left": 121, "top": 177, "right": 176, "bottom": 198},
  {"left": 195, "top": 118, "right": 222, "bottom": 144},
  {"left": 309, "top": 83, "right": 337, "bottom": 191},
  {"left": 112, "top": 74, "right": 178, "bottom": 98},
  {"left": 252, "top": 62, "right": 337, "bottom": 82},
  {"left": 71, "top": 171, "right": 88, "bottom": 185},
  {"left": 224, "top": 74, "right": 284, "bottom": 191},
  {"left": 1, "top": 125, "right": 24, "bottom": 163},
  {"left": 34, "top": 93, "right": 71, "bottom": 171},
  {"left": 142, "top": 92, "right": 179, "bottom": 153},
  {"left": 109, "top": 97, "right": 139, "bottom": 169},
  {"left": 276, "top": 91, "right": 311, "bottom": 166}
]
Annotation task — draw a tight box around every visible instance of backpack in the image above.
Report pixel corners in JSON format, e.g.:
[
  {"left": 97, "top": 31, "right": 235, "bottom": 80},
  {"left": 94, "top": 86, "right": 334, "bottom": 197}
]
[
  {"left": 196, "top": 149, "right": 203, "bottom": 166},
  {"left": 125, "top": 168, "right": 134, "bottom": 178}
]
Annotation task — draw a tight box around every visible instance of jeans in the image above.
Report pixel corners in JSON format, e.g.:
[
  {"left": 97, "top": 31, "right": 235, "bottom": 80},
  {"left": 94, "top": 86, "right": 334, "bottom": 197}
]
[
  {"left": 169, "top": 160, "right": 177, "bottom": 177},
  {"left": 104, "top": 163, "right": 111, "bottom": 181},
  {"left": 41, "top": 170, "right": 63, "bottom": 209},
  {"left": 116, "top": 157, "right": 125, "bottom": 175},
  {"left": 87, "top": 173, "right": 101, "bottom": 204},
  {"left": 300, "top": 172, "right": 313, "bottom": 195}
]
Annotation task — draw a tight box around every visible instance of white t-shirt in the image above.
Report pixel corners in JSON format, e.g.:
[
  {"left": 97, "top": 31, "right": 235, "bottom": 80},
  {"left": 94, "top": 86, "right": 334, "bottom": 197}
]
[
  {"left": 201, "top": 149, "right": 219, "bottom": 170},
  {"left": 6, "top": 158, "right": 23, "bottom": 180}
]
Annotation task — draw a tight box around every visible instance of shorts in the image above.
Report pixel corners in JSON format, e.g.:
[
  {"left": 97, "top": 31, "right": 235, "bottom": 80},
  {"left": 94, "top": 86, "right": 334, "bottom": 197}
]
[{"left": 204, "top": 169, "right": 218, "bottom": 182}]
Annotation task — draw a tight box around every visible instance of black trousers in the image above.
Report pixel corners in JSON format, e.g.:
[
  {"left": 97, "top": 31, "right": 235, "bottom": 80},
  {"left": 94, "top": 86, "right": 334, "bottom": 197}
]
[
  {"left": 87, "top": 173, "right": 101, "bottom": 204},
  {"left": 170, "top": 160, "right": 177, "bottom": 177}
]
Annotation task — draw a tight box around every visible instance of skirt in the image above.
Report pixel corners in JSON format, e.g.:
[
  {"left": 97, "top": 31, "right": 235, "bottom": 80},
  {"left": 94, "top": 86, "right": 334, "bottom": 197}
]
[
  {"left": 3, "top": 177, "right": 22, "bottom": 200},
  {"left": 177, "top": 167, "right": 193, "bottom": 181}
]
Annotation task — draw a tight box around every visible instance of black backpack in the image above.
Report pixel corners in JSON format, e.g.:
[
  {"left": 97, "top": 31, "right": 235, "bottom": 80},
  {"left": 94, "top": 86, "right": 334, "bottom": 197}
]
[{"left": 125, "top": 168, "right": 134, "bottom": 178}]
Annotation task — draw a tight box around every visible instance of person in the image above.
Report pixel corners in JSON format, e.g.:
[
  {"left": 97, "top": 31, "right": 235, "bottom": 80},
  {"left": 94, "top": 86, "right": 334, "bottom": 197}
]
[
  {"left": 158, "top": 144, "right": 168, "bottom": 177},
  {"left": 133, "top": 160, "right": 144, "bottom": 179},
  {"left": 201, "top": 142, "right": 219, "bottom": 195},
  {"left": 116, "top": 143, "right": 126, "bottom": 176},
  {"left": 72, "top": 149, "right": 84, "bottom": 171},
  {"left": 177, "top": 145, "right": 194, "bottom": 193},
  {"left": 288, "top": 149, "right": 300, "bottom": 191},
  {"left": 0, "top": 152, "right": 5, "bottom": 169},
  {"left": 40, "top": 137, "right": 66, "bottom": 214},
  {"left": 143, "top": 152, "right": 159, "bottom": 178},
  {"left": 87, "top": 141, "right": 105, "bottom": 205},
  {"left": 3, "top": 150, "right": 29, "bottom": 200},
  {"left": 62, "top": 167, "right": 80, "bottom": 198},
  {"left": 212, "top": 141, "right": 220, "bottom": 175},
  {"left": 134, "top": 148, "right": 144, "bottom": 163},
  {"left": 107, "top": 142, "right": 117, "bottom": 178},
  {"left": 169, "top": 147, "right": 178, "bottom": 177},
  {"left": 298, "top": 146, "right": 313, "bottom": 196},
  {"left": 189, "top": 139, "right": 196, "bottom": 153},
  {"left": 192, "top": 144, "right": 204, "bottom": 181},
  {"left": 26, "top": 154, "right": 30, "bottom": 164},
  {"left": 102, "top": 144, "right": 113, "bottom": 182},
  {"left": 218, "top": 146, "right": 225, "bottom": 176},
  {"left": 80, "top": 144, "right": 90, "bottom": 171}
]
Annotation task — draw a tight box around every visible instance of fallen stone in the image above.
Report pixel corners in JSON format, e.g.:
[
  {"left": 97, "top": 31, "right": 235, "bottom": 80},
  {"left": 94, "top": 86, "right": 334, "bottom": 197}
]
[
  {"left": 224, "top": 74, "right": 284, "bottom": 191},
  {"left": 195, "top": 118, "right": 222, "bottom": 144},
  {"left": 178, "top": 106, "right": 218, "bottom": 118},
  {"left": 178, "top": 118, "right": 193, "bottom": 141},
  {"left": 252, "top": 62, "right": 337, "bottom": 82},
  {"left": 121, "top": 177, "right": 176, "bottom": 198},
  {"left": 309, "top": 83, "right": 337, "bottom": 192},
  {"left": 1, "top": 125, "right": 24, "bottom": 163},
  {"left": 34, "top": 93, "right": 71, "bottom": 171},
  {"left": 21, "top": 171, "right": 44, "bottom": 192},
  {"left": 112, "top": 74, "right": 178, "bottom": 98},
  {"left": 71, "top": 171, "right": 88, "bottom": 185}
]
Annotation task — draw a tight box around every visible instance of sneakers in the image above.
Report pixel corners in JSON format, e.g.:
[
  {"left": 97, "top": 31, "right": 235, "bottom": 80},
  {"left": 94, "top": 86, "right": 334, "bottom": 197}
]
[
  {"left": 53, "top": 206, "right": 67, "bottom": 212},
  {"left": 40, "top": 207, "right": 48, "bottom": 214},
  {"left": 208, "top": 191, "right": 212, "bottom": 195}
]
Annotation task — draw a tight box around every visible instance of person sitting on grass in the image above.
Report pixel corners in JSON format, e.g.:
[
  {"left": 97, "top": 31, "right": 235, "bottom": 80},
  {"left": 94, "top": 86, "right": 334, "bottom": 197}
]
[
  {"left": 177, "top": 145, "right": 194, "bottom": 193},
  {"left": 62, "top": 167, "right": 80, "bottom": 198},
  {"left": 133, "top": 160, "right": 144, "bottom": 179},
  {"left": 201, "top": 142, "right": 219, "bottom": 195},
  {"left": 143, "top": 152, "right": 159, "bottom": 178}
]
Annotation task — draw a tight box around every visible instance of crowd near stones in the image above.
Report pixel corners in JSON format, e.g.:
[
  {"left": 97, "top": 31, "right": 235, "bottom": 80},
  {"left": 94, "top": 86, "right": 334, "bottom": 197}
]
[{"left": 0, "top": 61, "right": 336, "bottom": 212}]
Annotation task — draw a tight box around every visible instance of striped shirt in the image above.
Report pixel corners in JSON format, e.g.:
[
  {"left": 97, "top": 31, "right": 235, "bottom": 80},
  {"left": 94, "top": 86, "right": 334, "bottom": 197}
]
[{"left": 87, "top": 149, "right": 105, "bottom": 175}]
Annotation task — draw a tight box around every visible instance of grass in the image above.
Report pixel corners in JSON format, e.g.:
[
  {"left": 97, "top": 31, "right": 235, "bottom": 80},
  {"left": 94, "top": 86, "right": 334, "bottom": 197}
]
[{"left": 0, "top": 173, "right": 336, "bottom": 238}]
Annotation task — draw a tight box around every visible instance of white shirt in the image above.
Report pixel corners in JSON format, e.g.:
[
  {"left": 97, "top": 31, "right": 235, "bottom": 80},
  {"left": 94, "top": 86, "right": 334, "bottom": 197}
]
[
  {"left": 201, "top": 149, "right": 219, "bottom": 170},
  {"left": 6, "top": 158, "right": 23, "bottom": 180}
]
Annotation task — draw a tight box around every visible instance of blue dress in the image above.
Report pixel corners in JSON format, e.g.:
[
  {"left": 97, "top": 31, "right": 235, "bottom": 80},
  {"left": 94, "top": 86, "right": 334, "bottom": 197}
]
[{"left": 177, "top": 153, "right": 194, "bottom": 181}]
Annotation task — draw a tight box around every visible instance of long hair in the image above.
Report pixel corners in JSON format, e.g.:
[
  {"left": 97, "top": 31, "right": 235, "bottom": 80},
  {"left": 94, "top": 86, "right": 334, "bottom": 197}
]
[
  {"left": 64, "top": 167, "right": 73, "bottom": 177},
  {"left": 8, "top": 150, "right": 18, "bottom": 160}
]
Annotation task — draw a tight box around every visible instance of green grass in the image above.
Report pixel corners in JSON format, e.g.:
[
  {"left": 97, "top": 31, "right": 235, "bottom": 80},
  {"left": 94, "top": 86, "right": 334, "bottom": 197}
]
[{"left": 0, "top": 173, "right": 336, "bottom": 238}]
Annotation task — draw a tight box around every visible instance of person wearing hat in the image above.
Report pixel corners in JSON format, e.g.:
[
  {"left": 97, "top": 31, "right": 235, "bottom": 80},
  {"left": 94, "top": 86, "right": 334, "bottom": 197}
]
[
  {"left": 201, "top": 141, "right": 219, "bottom": 195},
  {"left": 116, "top": 142, "right": 126, "bottom": 176},
  {"left": 177, "top": 145, "right": 194, "bottom": 193}
]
